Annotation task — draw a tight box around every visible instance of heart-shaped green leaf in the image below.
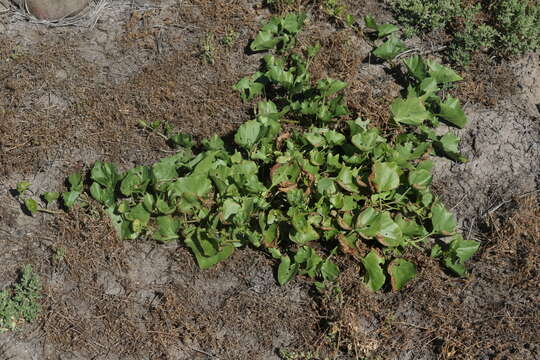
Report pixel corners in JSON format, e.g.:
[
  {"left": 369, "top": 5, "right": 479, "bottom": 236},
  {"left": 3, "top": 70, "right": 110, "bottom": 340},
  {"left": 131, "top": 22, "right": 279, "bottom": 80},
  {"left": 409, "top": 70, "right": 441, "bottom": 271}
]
[
  {"left": 390, "top": 96, "right": 431, "bottom": 126},
  {"left": 388, "top": 258, "right": 417, "bottom": 291},
  {"left": 24, "top": 198, "right": 38, "bottom": 215},
  {"left": 431, "top": 202, "right": 457, "bottom": 235},
  {"left": 408, "top": 168, "right": 432, "bottom": 190},
  {"left": 373, "top": 34, "right": 407, "bottom": 60},
  {"left": 277, "top": 256, "right": 299, "bottom": 286},
  {"left": 371, "top": 162, "right": 400, "bottom": 192},
  {"left": 439, "top": 95, "right": 468, "bottom": 128},
  {"left": 426, "top": 59, "right": 462, "bottom": 83},
  {"left": 235, "top": 120, "right": 262, "bottom": 150},
  {"left": 362, "top": 250, "right": 386, "bottom": 291}
]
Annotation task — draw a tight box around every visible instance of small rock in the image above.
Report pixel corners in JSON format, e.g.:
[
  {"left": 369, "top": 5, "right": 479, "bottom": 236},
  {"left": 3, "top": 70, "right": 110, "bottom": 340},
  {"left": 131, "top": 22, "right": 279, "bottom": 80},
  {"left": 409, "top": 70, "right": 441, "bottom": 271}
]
[
  {"left": 22, "top": 0, "right": 90, "bottom": 20},
  {"left": 55, "top": 69, "right": 68, "bottom": 81},
  {"left": 5, "top": 79, "right": 18, "bottom": 91}
]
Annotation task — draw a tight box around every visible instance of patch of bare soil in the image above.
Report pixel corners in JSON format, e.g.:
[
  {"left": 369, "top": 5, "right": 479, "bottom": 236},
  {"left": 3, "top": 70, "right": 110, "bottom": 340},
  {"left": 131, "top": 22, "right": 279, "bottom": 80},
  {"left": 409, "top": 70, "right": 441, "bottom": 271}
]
[{"left": 0, "top": 1, "right": 539, "bottom": 359}]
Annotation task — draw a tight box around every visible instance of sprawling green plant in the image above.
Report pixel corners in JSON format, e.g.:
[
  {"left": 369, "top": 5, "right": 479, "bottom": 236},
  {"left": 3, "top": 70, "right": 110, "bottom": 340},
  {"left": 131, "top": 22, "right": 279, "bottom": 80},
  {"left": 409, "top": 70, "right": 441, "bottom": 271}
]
[
  {"left": 0, "top": 265, "right": 42, "bottom": 333},
  {"left": 18, "top": 14, "right": 479, "bottom": 291}
]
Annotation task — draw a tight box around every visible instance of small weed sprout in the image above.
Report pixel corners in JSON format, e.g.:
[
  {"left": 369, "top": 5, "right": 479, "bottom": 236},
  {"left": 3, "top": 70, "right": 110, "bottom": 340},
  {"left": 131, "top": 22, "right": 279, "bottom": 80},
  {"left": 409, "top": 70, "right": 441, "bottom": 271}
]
[
  {"left": 201, "top": 33, "right": 216, "bottom": 65},
  {"left": 221, "top": 27, "right": 239, "bottom": 48},
  {"left": 52, "top": 247, "right": 66, "bottom": 264}
]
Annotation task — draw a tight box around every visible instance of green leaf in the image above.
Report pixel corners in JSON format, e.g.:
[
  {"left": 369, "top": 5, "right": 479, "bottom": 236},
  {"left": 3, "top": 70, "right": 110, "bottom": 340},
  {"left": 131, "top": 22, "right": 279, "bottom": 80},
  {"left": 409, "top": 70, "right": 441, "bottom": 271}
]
[
  {"left": 89, "top": 183, "right": 116, "bottom": 207},
  {"left": 336, "top": 166, "right": 359, "bottom": 193},
  {"left": 251, "top": 29, "right": 281, "bottom": 51},
  {"left": 419, "top": 77, "right": 439, "bottom": 98},
  {"left": 277, "top": 256, "right": 298, "bottom": 286},
  {"left": 304, "top": 131, "right": 326, "bottom": 148},
  {"left": 152, "top": 216, "right": 181, "bottom": 242},
  {"left": 294, "top": 246, "right": 322, "bottom": 278},
  {"left": 125, "top": 203, "right": 151, "bottom": 227},
  {"left": 169, "top": 133, "right": 195, "bottom": 148},
  {"left": 67, "top": 173, "right": 83, "bottom": 192},
  {"left": 16, "top": 181, "right": 32, "bottom": 194},
  {"left": 317, "top": 78, "right": 348, "bottom": 97},
  {"left": 431, "top": 202, "right": 457, "bottom": 235},
  {"left": 24, "top": 198, "right": 38, "bottom": 215},
  {"left": 390, "top": 96, "right": 430, "bottom": 126},
  {"left": 290, "top": 213, "right": 320, "bottom": 244},
  {"left": 395, "top": 215, "right": 427, "bottom": 238},
  {"left": 351, "top": 128, "right": 381, "bottom": 152},
  {"left": 439, "top": 95, "right": 468, "bottom": 128},
  {"left": 403, "top": 55, "right": 427, "bottom": 81},
  {"left": 321, "top": 258, "right": 339, "bottom": 282},
  {"left": 425, "top": 59, "right": 462, "bottom": 83},
  {"left": 271, "top": 163, "right": 300, "bottom": 187},
  {"left": 449, "top": 235, "right": 480, "bottom": 263},
  {"left": 120, "top": 167, "right": 150, "bottom": 196},
  {"left": 362, "top": 250, "right": 386, "bottom": 291},
  {"left": 202, "top": 134, "right": 225, "bottom": 150},
  {"left": 62, "top": 191, "right": 80, "bottom": 209},
  {"left": 443, "top": 257, "right": 466, "bottom": 276},
  {"left": 234, "top": 120, "right": 261, "bottom": 150},
  {"left": 388, "top": 259, "right": 417, "bottom": 291},
  {"left": 323, "top": 130, "right": 346, "bottom": 147},
  {"left": 441, "top": 234, "right": 479, "bottom": 277},
  {"left": 317, "top": 177, "right": 337, "bottom": 196},
  {"left": 364, "top": 15, "right": 399, "bottom": 38},
  {"left": 371, "top": 162, "right": 400, "bottom": 192},
  {"left": 91, "top": 161, "right": 120, "bottom": 189},
  {"left": 43, "top": 192, "right": 60, "bottom": 204},
  {"left": 185, "top": 234, "right": 234, "bottom": 270},
  {"left": 408, "top": 168, "right": 432, "bottom": 190},
  {"left": 436, "top": 133, "right": 467, "bottom": 163},
  {"left": 222, "top": 199, "right": 241, "bottom": 221},
  {"left": 372, "top": 35, "right": 407, "bottom": 60},
  {"left": 234, "top": 73, "right": 265, "bottom": 101},
  {"left": 169, "top": 174, "right": 212, "bottom": 199},
  {"left": 359, "top": 211, "right": 403, "bottom": 247},
  {"left": 356, "top": 207, "right": 377, "bottom": 228},
  {"left": 431, "top": 244, "right": 443, "bottom": 258}
]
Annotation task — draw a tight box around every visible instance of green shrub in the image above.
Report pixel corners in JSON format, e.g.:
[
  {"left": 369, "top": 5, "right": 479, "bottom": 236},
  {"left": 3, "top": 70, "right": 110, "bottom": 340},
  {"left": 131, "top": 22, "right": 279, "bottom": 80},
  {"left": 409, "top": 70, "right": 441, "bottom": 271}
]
[
  {"left": 388, "top": 0, "right": 540, "bottom": 64},
  {"left": 493, "top": 0, "right": 540, "bottom": 56},
  {"left": 388, "top": 0, "right": 463, "bottom": 36}
]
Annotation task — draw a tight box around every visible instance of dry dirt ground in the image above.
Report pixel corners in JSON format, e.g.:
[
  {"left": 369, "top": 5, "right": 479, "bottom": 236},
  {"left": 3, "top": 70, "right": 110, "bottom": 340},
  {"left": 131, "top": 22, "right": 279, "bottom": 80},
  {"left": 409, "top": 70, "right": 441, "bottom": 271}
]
[{"left": 0, "top": 0, "right": 539, "bottom": 359}]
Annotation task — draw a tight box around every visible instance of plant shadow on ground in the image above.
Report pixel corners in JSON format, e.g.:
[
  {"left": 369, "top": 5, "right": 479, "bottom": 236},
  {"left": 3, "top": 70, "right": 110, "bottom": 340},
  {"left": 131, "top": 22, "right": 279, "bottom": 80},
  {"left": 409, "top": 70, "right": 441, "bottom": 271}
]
[{"left": 0, "top": 0, "right": 539, "bottom": 359}]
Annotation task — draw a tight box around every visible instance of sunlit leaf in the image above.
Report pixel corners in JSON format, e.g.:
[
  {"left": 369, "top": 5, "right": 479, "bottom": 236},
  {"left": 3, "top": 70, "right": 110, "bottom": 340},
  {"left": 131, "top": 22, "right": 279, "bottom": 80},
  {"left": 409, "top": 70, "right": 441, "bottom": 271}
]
[
  {"left": 371, "top": 162, "right": 400, "bottom": 192},
  {"left": 362, "top": 250, "right": 386, "bottom": 291},
  {"left": 390, "top": 96, "right": 431, "bottom": 126},
  {"left": 277, "top": 256, "right": 298, "bottom": 286},
  {"left": 431, "top": 202, "right": 457, "bottom": 235},
  {"left": 426, "top": 59, "right": 462, "bottom": 83},
  {"left": 373, "top": 35, "right": 407, "bottom": 60},
  {"left": 388, "top": 258, "right": 416, "bottom": 291},
  {"left": 24, "top": 198, "right": 38, "bottom": 215},
  {"left": 439, "top": 95, "right": 468, "bottom": 128}
]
